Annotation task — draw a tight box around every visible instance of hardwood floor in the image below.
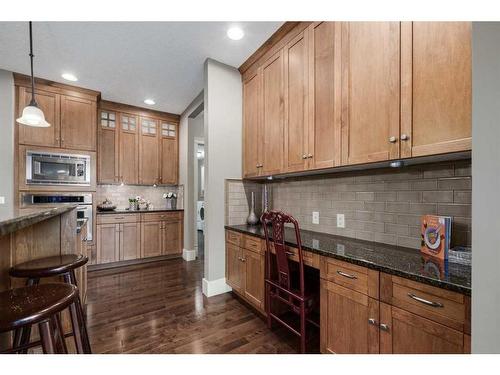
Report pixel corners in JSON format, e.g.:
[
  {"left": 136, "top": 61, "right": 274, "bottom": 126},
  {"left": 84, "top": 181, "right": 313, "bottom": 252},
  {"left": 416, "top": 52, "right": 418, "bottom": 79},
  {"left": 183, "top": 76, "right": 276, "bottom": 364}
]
[{"left": 86, "top": 258, "right": 304, "bottom": 354}]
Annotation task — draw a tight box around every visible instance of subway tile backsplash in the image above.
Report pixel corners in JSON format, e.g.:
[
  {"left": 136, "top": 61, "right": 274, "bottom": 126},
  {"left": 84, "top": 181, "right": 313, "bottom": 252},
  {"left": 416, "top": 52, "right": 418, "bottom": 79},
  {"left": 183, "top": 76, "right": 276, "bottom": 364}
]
[
  {"left": 226, "top": 160, "right": 471, "bottom": 250},
  {"left": 96, "top": 184, "right": 183, "bottom": 210}
]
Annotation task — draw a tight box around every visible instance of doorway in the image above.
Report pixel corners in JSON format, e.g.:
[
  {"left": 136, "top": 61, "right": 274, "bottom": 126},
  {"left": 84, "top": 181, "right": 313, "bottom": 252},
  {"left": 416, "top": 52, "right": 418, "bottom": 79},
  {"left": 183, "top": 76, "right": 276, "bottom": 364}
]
[{"left": 194, "top": 139, "right": 205, "bottom": 258}]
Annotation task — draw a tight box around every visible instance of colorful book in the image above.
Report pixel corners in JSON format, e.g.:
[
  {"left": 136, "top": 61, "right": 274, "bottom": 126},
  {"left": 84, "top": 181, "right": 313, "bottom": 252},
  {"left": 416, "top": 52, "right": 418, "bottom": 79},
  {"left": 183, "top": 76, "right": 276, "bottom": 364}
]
[{"left": 420, "top": 215, "right": 452, "bottom": 260}]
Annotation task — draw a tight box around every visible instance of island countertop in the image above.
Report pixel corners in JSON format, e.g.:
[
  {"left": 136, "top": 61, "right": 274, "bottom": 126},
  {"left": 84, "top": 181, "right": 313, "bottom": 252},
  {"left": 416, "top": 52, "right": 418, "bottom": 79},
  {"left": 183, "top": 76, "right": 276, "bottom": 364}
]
[
  {"left": 225, "top": 224, "right": 471, "bottom": 295},
  {"left": 0, "top": 204, "right": 78, "bottom": 237}
]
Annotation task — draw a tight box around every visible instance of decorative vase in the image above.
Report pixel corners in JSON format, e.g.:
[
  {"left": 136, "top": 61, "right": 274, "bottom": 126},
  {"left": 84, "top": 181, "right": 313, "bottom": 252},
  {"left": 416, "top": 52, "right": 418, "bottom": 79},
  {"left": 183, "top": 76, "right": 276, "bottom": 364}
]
[
  {"left": 166, "top": 198, "right": 177, "bottom": 210},
  {"left": 247, "top": 192, "right": 259, "bottom": 225}
]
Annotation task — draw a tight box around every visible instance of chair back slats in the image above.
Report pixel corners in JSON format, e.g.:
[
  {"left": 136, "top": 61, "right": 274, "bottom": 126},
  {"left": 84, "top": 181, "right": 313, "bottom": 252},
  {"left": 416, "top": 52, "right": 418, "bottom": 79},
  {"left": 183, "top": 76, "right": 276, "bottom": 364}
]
[{"left": 261, "top": 210, "right": 305, "bottom": 297}]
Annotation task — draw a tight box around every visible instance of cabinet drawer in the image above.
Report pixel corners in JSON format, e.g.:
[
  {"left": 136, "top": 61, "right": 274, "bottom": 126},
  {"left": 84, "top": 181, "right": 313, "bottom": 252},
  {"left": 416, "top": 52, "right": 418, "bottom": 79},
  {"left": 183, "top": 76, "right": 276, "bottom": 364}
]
[
  {"left": 226, "top": 230, "right": 242, "bottom": 247},
  {"left": 268, "top": 243, "right": 320, "bottom": 269},
  {"left": 320, "top": 257, "right": 379, "bottom": 299},
  {"left": 97, "top": 214, "right": 139, "bottom": 224},
  {"left": 380, "top": 273, "right": 466, "bottom": 332},
  {"left": 141, "top": 211, "right": 182, "bottom": 222},
  {"left": 242, "top": 235, "right": 262, "bottom": 253}
]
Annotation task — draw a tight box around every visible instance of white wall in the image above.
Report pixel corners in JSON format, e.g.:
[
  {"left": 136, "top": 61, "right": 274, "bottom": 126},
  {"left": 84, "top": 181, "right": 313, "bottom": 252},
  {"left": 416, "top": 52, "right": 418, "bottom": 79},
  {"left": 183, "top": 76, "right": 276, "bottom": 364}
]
[
  {"left": 203, "top": 59, "right": 242, "bottom": 296},
  {"left": 472, "top": 22, "right": 500, "bottom": 353},
  {"left": 179, "top": 92, "right": 204, "bottom": 257},
  {"left": 0, "top": 70, "right": 14, "bottom": 213}
]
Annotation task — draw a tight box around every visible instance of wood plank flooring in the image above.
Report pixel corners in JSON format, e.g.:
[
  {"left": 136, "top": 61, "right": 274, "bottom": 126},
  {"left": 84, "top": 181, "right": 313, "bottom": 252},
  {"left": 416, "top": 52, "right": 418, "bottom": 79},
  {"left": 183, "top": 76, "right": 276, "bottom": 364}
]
[{"left": 86, "top": 258, "right": 302, "bottom": 354}]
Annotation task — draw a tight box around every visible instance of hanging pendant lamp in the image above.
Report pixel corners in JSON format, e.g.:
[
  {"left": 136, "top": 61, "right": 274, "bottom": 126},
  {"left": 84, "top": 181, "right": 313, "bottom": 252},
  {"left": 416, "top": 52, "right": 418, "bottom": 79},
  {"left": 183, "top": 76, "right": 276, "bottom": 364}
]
[{"left": 16, "top": 21, "right": 50, "bottom": 128}]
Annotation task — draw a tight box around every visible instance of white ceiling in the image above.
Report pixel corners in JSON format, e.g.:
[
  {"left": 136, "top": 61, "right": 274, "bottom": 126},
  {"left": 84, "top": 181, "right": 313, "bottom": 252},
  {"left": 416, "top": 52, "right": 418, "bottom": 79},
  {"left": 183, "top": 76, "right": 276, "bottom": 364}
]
[{"left": 0, "top": 22, "right": 282, "bottom": 114}]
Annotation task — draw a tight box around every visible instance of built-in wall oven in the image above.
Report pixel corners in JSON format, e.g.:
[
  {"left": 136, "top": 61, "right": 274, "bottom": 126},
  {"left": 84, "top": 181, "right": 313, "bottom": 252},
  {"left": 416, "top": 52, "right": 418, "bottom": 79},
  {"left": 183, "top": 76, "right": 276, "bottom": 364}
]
[
  {"left": 21, "top": 193, "right": 93, "bottom": 241},
  {"left": 26, "top": 150, "right": 91, "bottom": 186}
]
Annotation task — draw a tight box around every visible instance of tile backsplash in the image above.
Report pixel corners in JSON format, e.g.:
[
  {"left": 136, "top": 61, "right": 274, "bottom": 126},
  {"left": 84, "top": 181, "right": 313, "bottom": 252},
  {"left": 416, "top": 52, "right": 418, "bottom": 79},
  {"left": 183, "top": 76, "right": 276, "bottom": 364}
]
[
  {"left": 226, "top": 160, "right": 471, "bottom": 250},
  {"left": 225, "top": 179, "right": 262, "bottom": 226},
  {"left": 97, "top": 184, "right": 183, "bottom": 210}
]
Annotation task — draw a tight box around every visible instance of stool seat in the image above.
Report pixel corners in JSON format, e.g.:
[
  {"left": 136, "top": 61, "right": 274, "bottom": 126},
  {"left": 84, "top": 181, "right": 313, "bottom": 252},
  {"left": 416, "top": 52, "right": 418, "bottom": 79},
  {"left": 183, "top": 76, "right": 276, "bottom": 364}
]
[
  {"left": 0, "top": 283, "right": 77, "bottom": 332},
  {"left": 10, "top": 254, "right": 88, "bottom": 278}
]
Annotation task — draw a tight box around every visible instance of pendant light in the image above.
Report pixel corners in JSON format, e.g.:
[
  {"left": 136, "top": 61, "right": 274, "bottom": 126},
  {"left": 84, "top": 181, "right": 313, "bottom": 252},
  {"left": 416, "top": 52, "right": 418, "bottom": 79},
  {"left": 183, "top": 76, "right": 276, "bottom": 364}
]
[{"left": 16, "top": 21, "right": 50, "bottom": 128}]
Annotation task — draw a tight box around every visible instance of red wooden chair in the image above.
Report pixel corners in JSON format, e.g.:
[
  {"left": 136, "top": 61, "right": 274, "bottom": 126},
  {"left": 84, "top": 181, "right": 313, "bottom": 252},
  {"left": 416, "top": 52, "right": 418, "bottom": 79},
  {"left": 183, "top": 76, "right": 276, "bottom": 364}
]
[{"left": 261, "top": 210, "right": 319, "bottom": 353}]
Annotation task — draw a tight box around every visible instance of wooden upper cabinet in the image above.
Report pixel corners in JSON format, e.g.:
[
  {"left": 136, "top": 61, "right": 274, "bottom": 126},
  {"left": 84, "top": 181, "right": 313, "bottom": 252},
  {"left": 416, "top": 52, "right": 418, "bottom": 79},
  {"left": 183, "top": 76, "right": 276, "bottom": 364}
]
[
  {"left": 160, "top": 121, "right": 178, "bottom": 185},
  {"left": 60, "top": 95, "right": 97, "bottom": 151},
  {"left": 284, "top": 30, "right": 309, "bottom": 173},
  {"left": 401, "top": 22, "right": 472, "bottom": 158},
  {"left": 341, "top": 22, "right": 401, "bottom": 165},
  {"left": 261, "top": 50, "right": 285, "bottom": 176},
  {"left": 380, "top": 303, "right": 464, "bottom": 354},
  {"left": 321, "top": 280, "right": 380, "bottom": 354},
  {"left": 98, "top": 109, "right": 118, "bottom": 183},
  {"left": 242, "top": 70, "right": 262, "bottom": 178},
  {"left": 18, "top": 87, "right": 61, "bottom": 147},
  {"left": 308, "top": 22, "right": 341, "bottom": 170},
  {"left": 139, "top": 117, "right": 159, "bottom": 185},
  {"left": 120, "top": 113, "right": 139, "bottom": 184}
]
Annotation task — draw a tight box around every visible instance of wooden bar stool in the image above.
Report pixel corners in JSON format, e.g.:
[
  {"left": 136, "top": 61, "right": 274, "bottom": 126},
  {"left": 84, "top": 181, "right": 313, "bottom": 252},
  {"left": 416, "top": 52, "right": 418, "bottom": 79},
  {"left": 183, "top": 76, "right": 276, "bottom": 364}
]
[
  {"left": 261, "top": 210, "right": 319, "bottom": 354},
  {"left": 9, "top": 254, "right": 91, "bottom": 354},
  {"left": 0, "top": 283, "right": 80, "bottom": 354}
]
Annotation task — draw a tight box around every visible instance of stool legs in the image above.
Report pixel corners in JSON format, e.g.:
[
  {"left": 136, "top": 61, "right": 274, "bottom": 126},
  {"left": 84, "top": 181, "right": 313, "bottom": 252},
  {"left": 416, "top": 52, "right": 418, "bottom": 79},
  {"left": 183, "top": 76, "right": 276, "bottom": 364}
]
[
  {"left": 13, "top": 278, "right": 39, "bottom": 353},
  {"left": 51, "top": 315, "right": 68, "bottom": 354},
  {"left": 38, "top": 320, "right": 56, "bottom": 354}
]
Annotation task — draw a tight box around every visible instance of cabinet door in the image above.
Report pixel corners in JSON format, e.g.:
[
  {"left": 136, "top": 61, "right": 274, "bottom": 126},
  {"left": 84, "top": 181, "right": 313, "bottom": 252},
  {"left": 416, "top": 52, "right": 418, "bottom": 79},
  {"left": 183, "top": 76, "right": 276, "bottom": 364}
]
[
  {"left": 162, "top": 220, "right": 182, "bottom": 256},
  {"left": 284, "top": 30, "right": 309, "bottom": 173},
  {"left": 379, "top": 304, "right": 464, "bottom": 354},
  {"left": 320, "top": 280, "right": 379, "bottom": 354},
  {"left": 60, "top": 95, "right": 97, "bottom": 151},
  {"left": 242, "top": 70, "right": 262, "bottom": 178},
  {"left": 98, "top": 109, "right": 118, "bottom": 183},
  {"left": 261, "top": 50, "right": 285, "bottom": 176},
  {"left": 308, "top": 22, "right": 342, "bottom": 170},
  {"left": 226, "top": 243, "right": 243, "bottom": 293},
  {"left": 17, "top": 87, "right": 60, "bottom": 147},
  {"left": 96, "top": 224, "right": 119, "bottom": 264},
  {"left": 119, "top": 113, "right": 139, "bottom": 184},
  {"left": 139, "top": 117, "right": 159, "bottom": 185},
  {"left": 341, "top": 22, "right": 400, "bottom": 165},
  {"left": 140, "top": 221, "right": 162, "bottom": 258},
  {"left": 243, "top": 249, "right": 265, "bottom": 310},
  {"left": 120, "top": 222, "right": 141, "bottom": 261},
  {"left": 159, "top": 122, "right": 178, "bottom": 185},
  {"left": 401, "top": 22, "right": 472, "bottom": 158}
]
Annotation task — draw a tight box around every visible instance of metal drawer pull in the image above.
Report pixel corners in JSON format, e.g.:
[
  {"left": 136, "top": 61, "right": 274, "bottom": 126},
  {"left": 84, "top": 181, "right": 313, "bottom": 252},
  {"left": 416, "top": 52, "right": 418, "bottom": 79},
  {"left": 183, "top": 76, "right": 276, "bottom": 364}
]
[
  {"left": 285, "top": 251, "right": 295, "bottom": 256},
  {"left": 379, "top": 323, "right": 390, "bottom": 332},
  {"left": 336, "top": 270, "right": 357, "bottom": 280},
  {"left": 368, "top": 318, "right": 377, "bottom": 326},
  {"left": 407, "top": 293, "right": 443, "bottom": 308},
  {"left": 114, "top": 216, "right": 125, "bottom": 219}
]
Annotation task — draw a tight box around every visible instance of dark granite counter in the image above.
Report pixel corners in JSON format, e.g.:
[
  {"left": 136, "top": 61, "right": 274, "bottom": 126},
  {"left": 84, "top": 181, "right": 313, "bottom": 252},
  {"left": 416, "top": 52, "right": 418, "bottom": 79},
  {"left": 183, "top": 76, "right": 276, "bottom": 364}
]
[
  {"left": 96, "top": 208, "right": 184, "bottom": 215},
  {"left": 0, "top": 205, "right": 78, "bottom": 237},
  {"left": 225, "top": 224, "right": 471, "bottom": 295}
]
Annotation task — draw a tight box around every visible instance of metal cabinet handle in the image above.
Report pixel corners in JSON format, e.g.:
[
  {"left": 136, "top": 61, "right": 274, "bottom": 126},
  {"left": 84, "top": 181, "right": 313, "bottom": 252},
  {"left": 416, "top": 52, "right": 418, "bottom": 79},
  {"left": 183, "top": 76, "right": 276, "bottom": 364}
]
[
  {"left": 400, "top": 134, "right": 409, "bottom": 141},
  {"left": 307, "top": 154, "right": 313, "bottom": 159},
  {"left": 407, "top": 293, "right": 443, "bottom": 308},
  {"left": 368, "top": 318, "right": 378, "bottom": 326},
  {"left": 336, "top": 270, "right": 357, "bottom": 280},
  {"left": 240, "top": 257, "right": 246, "bottom": 262},
  {"left": 379, "top": 323, "right": 390, "bottom": 332},
  {"left": 302, "top": 154, "right": 308, "bottom": 160},
  {"left": 114, "top": 216, "right": 125, "bottom": 219},
  {"left": 389, "top": 136, "right": 397, "bottom": 143},
  {"left": 285, "top": 251, "right": 295, "bottom": 256}
]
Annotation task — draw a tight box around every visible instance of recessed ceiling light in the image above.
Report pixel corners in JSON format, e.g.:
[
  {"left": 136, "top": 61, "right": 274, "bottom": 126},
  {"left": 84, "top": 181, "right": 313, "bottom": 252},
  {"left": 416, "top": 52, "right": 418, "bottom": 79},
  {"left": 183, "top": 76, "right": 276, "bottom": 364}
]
[
  {"left": 227, "top": 27, "right": 244, "bottom": 41},
  {"left": 144, "top": 99, "right": 155, "bottom": 105},
  {"left": 61, "top": 73, "right": 78, "bottom": 82}
]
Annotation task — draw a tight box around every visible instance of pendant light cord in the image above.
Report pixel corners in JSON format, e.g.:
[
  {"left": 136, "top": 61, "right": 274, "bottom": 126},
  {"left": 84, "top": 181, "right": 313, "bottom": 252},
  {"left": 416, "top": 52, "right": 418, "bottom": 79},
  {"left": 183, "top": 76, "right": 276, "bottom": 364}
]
[{"left": 28, "top": 21, "right": 37, "bottom": 106}]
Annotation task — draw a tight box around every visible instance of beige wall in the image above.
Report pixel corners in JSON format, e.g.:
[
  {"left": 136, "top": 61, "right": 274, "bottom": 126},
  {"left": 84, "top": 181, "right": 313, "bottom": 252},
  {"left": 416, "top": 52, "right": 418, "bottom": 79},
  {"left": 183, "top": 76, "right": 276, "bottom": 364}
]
[{"left": 227, "top": 160, "right": 471, "bottom": 251}]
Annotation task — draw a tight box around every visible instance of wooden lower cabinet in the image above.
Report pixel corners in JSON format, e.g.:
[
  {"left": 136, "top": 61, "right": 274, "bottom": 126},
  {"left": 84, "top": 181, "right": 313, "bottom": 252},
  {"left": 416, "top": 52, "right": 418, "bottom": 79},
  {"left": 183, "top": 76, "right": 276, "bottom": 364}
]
[
  {"left": 320, "top": 279, "right": 379, "bottom": 354},
  {"left": 162, "top": 220, "right": 182, "bottom": 256},
  {"left": 96, "top": 223, "right": 120, "bottom": 264},
  {"left": 226, "top": 243, "right": 244, "bottom": 293},
  {"left": 141, "top": 221, "right": 163, "bottom": 258},
  {"left": 120, "top": 222, "right": 141, "bottom": 261},
  {"left": 379, "top": 303, "right": 464, "bottom": 354}
]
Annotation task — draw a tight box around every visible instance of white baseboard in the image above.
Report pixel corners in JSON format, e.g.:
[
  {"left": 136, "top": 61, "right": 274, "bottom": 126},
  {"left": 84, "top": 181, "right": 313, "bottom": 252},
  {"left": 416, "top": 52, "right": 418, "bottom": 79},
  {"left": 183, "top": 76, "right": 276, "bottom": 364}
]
[
  {"left": 202, "top": 277, "right": 232, "bottom": 297},
  {"left": 182, "top": 248, "right": 197, "bottom": 261}
]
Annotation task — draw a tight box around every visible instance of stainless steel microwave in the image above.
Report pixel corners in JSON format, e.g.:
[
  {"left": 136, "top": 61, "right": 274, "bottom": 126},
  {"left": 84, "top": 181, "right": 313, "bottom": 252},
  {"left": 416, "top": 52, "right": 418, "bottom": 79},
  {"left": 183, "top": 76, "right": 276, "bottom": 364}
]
[{"left": 26, "top": 150, "right": 91, "bottom": 186}]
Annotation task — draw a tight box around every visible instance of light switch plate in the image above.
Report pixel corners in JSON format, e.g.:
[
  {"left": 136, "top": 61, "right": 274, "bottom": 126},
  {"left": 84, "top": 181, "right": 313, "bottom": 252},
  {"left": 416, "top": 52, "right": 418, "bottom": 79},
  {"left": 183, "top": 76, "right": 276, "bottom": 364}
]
[
  {"left": 0, "top": 196, "right": 5, "bottom": 205},
  {"left": 337, "top": 213, "right": 345, "bottom": 228},
  {"left": 312, "top": 211, "right": 319, "bottom": 225},
  {"left": 312, "top": 239, "right": 319, "bottom": 250}
]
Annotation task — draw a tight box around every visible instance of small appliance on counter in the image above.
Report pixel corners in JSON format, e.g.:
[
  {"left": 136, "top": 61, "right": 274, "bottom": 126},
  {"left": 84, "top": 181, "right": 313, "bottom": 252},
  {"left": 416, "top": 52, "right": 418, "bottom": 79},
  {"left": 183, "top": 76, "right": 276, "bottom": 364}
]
[{"left": 97, "top": 198, "right": 116, "bottom": 212}]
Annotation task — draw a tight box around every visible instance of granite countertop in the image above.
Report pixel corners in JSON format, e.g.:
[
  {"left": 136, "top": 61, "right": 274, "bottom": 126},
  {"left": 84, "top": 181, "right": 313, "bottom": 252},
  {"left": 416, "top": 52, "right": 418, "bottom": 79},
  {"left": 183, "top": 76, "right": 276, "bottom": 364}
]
[
  {"left": 96, "top": 208, "right": 184, "bottom": 215},
  {"left": 225, "top": 224, "right": 471, "bottom": 295},
  {"left": 0, "top": 204, "right": 78, "bottom": 237}
]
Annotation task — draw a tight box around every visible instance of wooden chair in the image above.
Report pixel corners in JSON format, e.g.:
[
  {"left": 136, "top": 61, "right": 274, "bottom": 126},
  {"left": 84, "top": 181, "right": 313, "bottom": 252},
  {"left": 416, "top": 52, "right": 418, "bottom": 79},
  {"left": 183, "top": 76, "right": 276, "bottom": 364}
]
[{"left": 261, "top": 210, "right": 319, "bottom": 353}]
